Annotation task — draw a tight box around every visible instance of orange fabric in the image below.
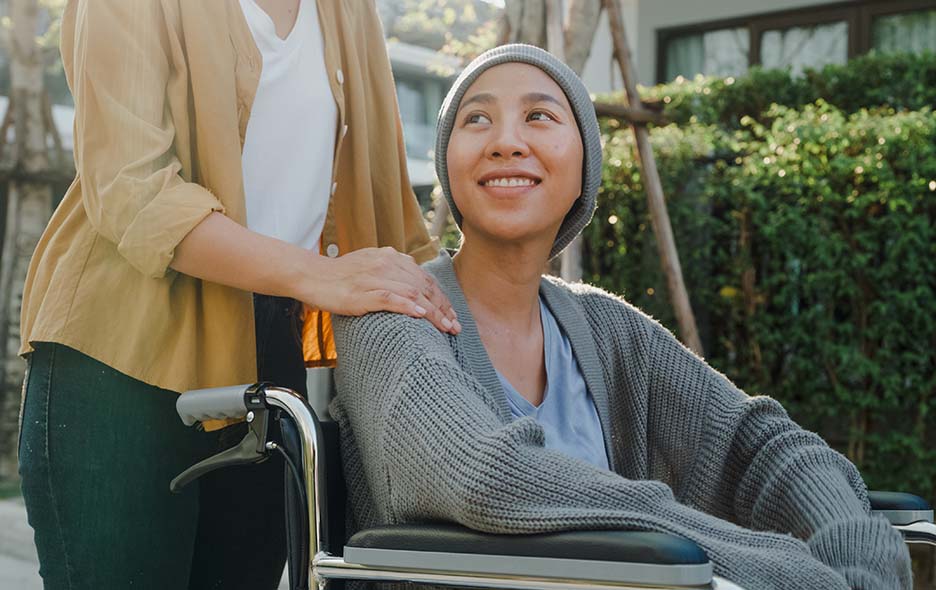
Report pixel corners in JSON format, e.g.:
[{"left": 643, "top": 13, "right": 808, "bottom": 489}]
[{"left": 303, "top": 308, "right": 337, "bottom": 368}]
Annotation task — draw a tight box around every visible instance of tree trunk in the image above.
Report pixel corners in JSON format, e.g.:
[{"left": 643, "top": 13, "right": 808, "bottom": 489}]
[
  {"left": 560, "top": 1, "right": 605, "bottom": 283},
  {"left": 545, "top": 0, "right": 564, "bottom": 61},
  {"left": 505, "top": 0, "right": 602, "bottom": 70},
  {"left": 564, "top": 0, "right": 602, "bottom": 75},
  {"left": 0, "top": 0, "right": 54, "bottom": 481},
  {"left": 601, "top": 0, "right": 703, "bottom": 355},
  {"left": 504, "top": 0, "right": 546, "bottom": 48}
]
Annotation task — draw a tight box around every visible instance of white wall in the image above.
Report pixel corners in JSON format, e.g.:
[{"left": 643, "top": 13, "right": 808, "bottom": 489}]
[
  {"left": 636, "top": 0, "right": 857, "bottom": 84},
  {"left": 579, "top": 0, "right": 858, "bottom": 91},
  {"left": 579, "top": 0, "right": 638, "bottom": 94}
]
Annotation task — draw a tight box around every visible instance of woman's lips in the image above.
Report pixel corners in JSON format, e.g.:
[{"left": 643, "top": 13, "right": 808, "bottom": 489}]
[
  {"left": 481, "top": 176, "right": 538, "bottom": 188},
  {"left": 477, "top": 168, "right": 543, "bottom": 184},
  {"left": 478, "top": 178, "right": 541, "bottom": 198},
  {"left": 477, "top": 173, "right": 542, "bottom": 198}
]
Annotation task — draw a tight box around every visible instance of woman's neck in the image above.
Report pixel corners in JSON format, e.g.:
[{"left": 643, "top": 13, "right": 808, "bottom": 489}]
[
  {"left": 452, "top": 240, "right": 546, "bottom": 329},
  {"left": 453, "top": 239, "right": 551, "bottom": 405}
]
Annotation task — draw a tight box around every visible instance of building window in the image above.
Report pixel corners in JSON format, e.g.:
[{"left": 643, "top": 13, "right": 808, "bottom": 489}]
[
  {"left": 395, "top": 76, "right": 436, "bottom": 161},
  {"left": 657, "top": 1, "right": 936, "bottom": 83},
  {"left": 664, "top": 28, "right": 750, "bottom": 81},
  {"left": 761, "top": 21, "right": 849, "bottom": 75},
  {"left": 872, "top": 9, "right": 936, "bottom": 54}
]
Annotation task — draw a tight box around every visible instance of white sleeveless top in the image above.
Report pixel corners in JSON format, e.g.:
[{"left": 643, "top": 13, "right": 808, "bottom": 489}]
[{"left": 238, "top": 0, "right": 338, "bottom": 251}]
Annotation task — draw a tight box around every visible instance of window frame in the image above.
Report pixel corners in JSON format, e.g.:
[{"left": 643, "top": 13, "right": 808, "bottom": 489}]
[{"left": 656, "top": 0, "right": 936, "bottom": 83}]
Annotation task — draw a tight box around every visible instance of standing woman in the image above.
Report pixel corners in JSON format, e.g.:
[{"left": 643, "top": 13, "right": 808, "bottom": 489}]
[{"left": 17, "top": 1, "right": 458, "bottom": 589}]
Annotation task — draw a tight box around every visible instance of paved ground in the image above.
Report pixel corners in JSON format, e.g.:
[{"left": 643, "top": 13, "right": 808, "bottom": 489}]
[
  {"left": 0, "top": 496, "right": 289, "bottom": 589},
  {"left": 0, "top": 496, "right": 41, "bottom": 590}
]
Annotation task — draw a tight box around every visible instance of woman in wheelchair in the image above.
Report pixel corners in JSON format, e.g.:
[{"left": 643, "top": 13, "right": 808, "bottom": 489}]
[{"left": 330, "top": 44, "right": 911, "bottom": 590}]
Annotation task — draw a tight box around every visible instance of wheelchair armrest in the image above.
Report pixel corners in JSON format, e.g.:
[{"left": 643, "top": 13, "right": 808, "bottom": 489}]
[
  {"left": 343, "top": 524, "right": 712, "bottom": 587},
  {"left": 869, "top": 491, "right": 933, "bottom": 525}
]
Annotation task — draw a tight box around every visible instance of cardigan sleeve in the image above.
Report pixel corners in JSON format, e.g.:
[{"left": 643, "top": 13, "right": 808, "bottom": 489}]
[
  {"left": 332, "top": 311, "right": 856, "bottom": 590},
  {"left": 66, "top": 0, "right": 225, "bottom": 278},
  {"left": 643, "top": 317, "right": 911, "bottom": 590}
]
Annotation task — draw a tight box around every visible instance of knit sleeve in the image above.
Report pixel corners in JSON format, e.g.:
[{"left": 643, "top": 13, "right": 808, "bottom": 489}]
[
  {"left": 644, "top": 319, "right": 911, "bottom": 590},
  {"left": 333, "top": 311, "right": 856, "bottom": 590}
]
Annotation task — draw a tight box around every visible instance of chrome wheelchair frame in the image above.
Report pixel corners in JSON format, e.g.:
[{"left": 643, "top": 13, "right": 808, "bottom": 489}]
[{"left": 171, "top": 372, "right": 936, "bottom": 590}]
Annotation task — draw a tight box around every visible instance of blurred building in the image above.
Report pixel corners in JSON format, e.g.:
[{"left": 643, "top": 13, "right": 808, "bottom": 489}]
[
  {"left": 387, "top": 41, "right": 460, "bottom": 208},
  {"left": 578, "top": 0, "right": 936, "bottom": 91}
]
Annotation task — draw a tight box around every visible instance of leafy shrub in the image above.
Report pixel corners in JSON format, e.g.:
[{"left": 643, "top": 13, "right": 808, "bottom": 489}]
[
  {"left": 588, "top": 53, "right": 936, "bottom": 500},
  {"left": 622, "top": 51, "right": 936, "bottom": 128}
]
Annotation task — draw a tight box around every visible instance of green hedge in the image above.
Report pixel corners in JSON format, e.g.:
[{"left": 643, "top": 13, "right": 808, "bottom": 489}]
[
  {"left": 636, "top": 51, "right": 936, "bottom": 128},
  {"left": 587, "top": 52, "right": 936, "bottom": 499}
]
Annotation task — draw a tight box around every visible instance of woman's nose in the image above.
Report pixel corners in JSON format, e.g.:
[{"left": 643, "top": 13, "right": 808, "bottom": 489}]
[{"left": 487, "top": 122, "right": 529, "bottom": 159}]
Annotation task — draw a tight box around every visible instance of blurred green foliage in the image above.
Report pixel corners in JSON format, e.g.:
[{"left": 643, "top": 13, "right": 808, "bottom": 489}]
[
  {"left": 588, "top": 52, "right": 936, "bottom": 500},
  {"left": 634, "top": 52, "right": 936, "bottom": 128},
  {"left": 378, "top": 0, "right": 500, "bottom": 63}
]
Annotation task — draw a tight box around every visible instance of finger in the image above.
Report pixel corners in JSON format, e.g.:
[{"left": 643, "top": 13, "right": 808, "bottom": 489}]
[
  {"left": 370, "top": 278, "right": 430, "bottom": 315},
  {"left": 410, "top": 289, "right": 459, "bottom": 335},
  {"left": 361, "top": 288, "right": 427, "bottom": 319},
  {"left": 358, "top": 279, "right": 454, "bottom": 336},
  {"left": 381, "top": 277, "right": 456, "bottom": 334},
  {"left": 387, "top": 254, "right": 460, "bottom": 333},
  {"left": 377, "top": 273, "right": 456, "bottom": 335},
  {"left": 419, "top": 273, "right": 460, "bottom": 333}
]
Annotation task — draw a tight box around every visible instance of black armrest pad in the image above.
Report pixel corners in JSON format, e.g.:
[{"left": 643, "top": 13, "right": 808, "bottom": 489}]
[
  {"left": 347, "top": 524, "right": 708, "bottom": 565},
  {"left": 869, "top": 491, "right": 932, "bottom": 511}
]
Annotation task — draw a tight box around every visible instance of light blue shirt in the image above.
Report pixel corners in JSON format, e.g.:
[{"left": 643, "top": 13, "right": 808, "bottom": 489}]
[{"left": 496, "top": 298, "right": 610, "bottom": 471}]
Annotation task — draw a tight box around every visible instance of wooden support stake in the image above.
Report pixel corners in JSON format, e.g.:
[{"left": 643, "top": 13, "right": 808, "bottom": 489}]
[
  {"left": 430, "top": 197, "right": 450, "bottom": 239},
  {"left": 593, "top": 101, "right": 667, "bottom": 126},
  {"left": 601, "top": 0, "right": 704, "bottom": 355}
]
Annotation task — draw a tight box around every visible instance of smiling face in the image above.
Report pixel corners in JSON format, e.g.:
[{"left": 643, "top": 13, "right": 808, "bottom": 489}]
[{"left": 446, "top": 62, "right": 584, "bottom": 256}]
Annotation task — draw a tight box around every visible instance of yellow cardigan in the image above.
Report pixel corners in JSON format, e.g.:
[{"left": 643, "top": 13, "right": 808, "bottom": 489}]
[{"left": 20, "top": 0, "right": 438, "bottom": 400}]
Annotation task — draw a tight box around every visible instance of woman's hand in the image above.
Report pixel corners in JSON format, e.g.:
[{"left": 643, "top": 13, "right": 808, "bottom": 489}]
[
  {"left": 304, "top": 247, "right": 461, "bottom": 335},
  {"left": 171, "top": 213, "right": 460, "bottom": 334}
]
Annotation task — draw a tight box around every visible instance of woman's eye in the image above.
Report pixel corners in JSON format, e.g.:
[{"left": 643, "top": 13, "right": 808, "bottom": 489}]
[
  {"left": 528, "top": 111, "right": 555, "bottom": 122},
  {"left": 466, "top": 113, "right": 491, "bottom": 125}
]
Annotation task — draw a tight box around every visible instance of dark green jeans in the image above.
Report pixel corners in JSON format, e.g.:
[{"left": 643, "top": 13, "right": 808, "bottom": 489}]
[{"left": 18, "top": 295, "right": 308, "bottom": 590}]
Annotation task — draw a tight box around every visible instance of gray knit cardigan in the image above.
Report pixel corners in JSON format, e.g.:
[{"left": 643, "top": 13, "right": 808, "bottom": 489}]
[{"left": 330, "top": 252, "right": 911, "bottom": 590}]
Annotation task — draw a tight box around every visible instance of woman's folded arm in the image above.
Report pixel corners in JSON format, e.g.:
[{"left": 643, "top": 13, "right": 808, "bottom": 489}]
[
  {"left": 643, "top": 317, "right": 911, "bottom": 589},
  {"left": 333, "top": 312, "right": 853, "bottom": 590}
]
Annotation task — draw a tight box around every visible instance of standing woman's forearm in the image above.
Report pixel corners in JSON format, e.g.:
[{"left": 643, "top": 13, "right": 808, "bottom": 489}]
[
  {"left": 170, "top": 212, "right": 324, "bottom": 300},
  {"left": 171, "top": 212, "right": 460, "bottom": 333}
]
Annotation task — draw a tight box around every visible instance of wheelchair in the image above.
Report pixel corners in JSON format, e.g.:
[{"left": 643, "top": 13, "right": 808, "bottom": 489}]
[{"left": 171, "top": 369, "right": 936, "bottom": 590}]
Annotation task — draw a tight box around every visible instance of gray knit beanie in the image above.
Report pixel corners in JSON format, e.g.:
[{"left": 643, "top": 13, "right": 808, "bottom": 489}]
[{"left": 435, "top": 44, "right": 602, "bottom": 259}]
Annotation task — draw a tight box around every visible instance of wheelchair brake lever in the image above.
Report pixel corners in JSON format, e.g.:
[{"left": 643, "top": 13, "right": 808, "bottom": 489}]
[{"left": 170, "top": 409, "right": 271, "bottom": 493}]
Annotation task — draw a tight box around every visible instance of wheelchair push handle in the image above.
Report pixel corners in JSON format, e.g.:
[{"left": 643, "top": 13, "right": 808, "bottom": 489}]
[
  {"left": 170, "top": 383, "right": 275, "bottom": 493},
  {"left": 169, "top": 423, "right": 268, "bottom": 492},
  {"left": 176, "top": 383, "right": 265, "bottom": 426}
]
